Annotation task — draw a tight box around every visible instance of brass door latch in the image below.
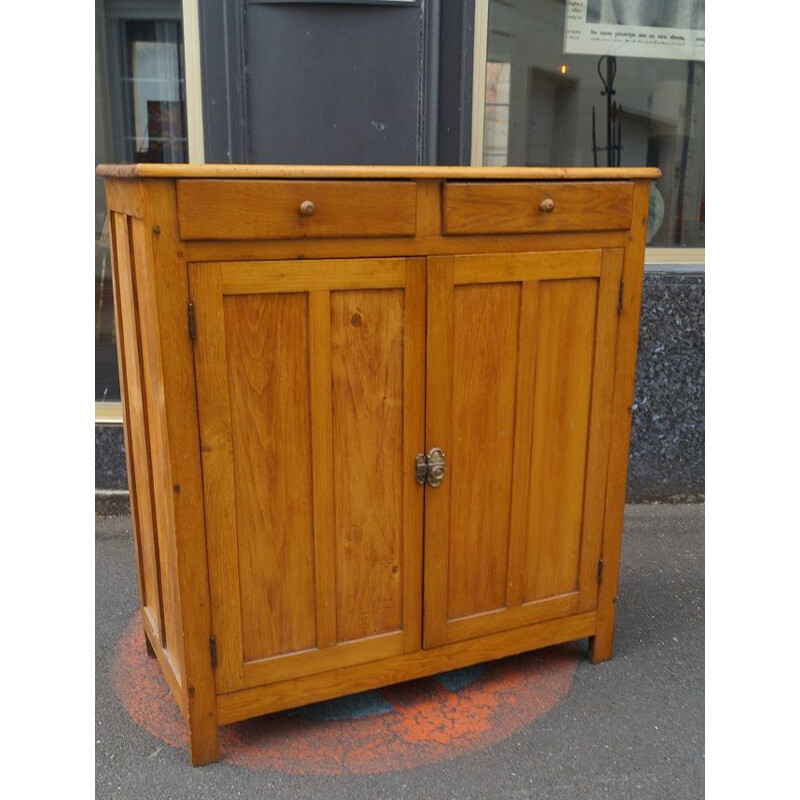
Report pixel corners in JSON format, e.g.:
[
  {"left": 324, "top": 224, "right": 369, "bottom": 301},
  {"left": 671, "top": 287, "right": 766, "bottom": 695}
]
[{"left": 415, "top": 448, "right": 447, "bottom": 488}]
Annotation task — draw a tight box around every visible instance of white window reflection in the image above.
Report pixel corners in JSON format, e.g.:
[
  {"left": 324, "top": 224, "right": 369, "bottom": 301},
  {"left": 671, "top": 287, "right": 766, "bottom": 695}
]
[{"left": 483, "top": 0, "right": 704, "bottom": 247}]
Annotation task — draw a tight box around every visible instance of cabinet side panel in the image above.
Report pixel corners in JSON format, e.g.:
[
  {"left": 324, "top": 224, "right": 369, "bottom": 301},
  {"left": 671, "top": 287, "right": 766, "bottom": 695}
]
[
  {"left": 110, "top": 212, "right": 164, "bottom": 641},
  {"left": 447, "top": 282, "right": 520, "bottom": 619},
  {"left": 130, "top": 217, "right": 184, "bottom": 680},
  {"left": 525, "top": 278, "right": 598, "bottom": 601},
  {"left": 591, "top": 179, "right": 653, "bottom": 663},
  {"left": 108, "top": 211, "right": 145, "bottom": 609},
  {"left": 331, "top": 289, "right": 405, "bottom": 641},
  {"left": 224, "top": 293, "right": 317, "bottom": 661},
  {"left": 144, "top": 180, "right": 217, "bottom": 764}
]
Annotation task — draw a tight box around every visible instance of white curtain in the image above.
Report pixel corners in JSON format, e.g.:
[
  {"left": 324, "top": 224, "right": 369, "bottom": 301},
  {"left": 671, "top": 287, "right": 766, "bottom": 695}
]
[{"left": 131, "top": 22, "right": 181, "bottom": 156}]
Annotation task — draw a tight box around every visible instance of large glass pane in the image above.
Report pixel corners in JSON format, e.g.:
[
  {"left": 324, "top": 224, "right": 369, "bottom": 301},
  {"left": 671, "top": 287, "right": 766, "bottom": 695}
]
[
  {"left": 483, "top": 0, "right": 705, "bottom": 247},
  {"left": 95, "top": 1, "right": 187, "bottom": 403}
]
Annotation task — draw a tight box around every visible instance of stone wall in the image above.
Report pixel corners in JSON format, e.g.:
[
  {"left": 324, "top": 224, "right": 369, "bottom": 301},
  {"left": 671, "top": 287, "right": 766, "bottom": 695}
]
[{"left": 628, "top": 271, "right": 704, "bottom": 502}]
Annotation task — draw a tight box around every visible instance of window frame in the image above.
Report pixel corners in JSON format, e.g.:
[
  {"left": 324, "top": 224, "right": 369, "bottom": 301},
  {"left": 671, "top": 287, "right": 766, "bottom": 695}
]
[
  {"left": 96, "top": 0, "right": 204, "bottom": 424},
  {"left": 98, "top": 0, "right": 704, "bottom": 426}
]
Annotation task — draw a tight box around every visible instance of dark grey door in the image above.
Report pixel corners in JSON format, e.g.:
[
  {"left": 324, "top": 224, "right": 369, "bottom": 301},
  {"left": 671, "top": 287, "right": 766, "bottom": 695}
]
[{"left": 198, "top": 0, "right": 474, "bottom": 165}]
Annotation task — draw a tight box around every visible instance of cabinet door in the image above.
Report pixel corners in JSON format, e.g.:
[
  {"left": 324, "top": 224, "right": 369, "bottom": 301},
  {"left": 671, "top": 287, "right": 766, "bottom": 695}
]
[
  {"left": 190, "top": 258, "right": 425, "bottom": 693},
  {"left": 423, "top": 250, "right": 623, "bottom": 648}
]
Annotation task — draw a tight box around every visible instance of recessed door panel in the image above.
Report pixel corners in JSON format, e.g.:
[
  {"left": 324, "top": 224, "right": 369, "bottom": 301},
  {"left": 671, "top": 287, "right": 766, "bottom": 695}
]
[
  {"left": 525, "top": 278, "right": 598, "bottom": 602},
  {"left": 447, "top": 282, "right": 520, "bottom": 620},
  {"left": 223, "top": 292, "right": 316, "bottom": 663},
  {"left": 330, "top": 289, "right": 405, "bottom": 642}
]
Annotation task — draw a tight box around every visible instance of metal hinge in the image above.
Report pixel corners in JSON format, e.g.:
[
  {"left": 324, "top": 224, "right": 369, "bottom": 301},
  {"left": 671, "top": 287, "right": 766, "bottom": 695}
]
[
  {"left": 617, "top": 279, "right": 625, "bottom": 315},
  {"left": 597, "top": 558, "right": 604, "bottom": 585},
  {"left": 188, "top": 302, "right": 197, "bottom": 340},
  {"left": 210, "top": 635, "right": 217, "bottom": 669}
]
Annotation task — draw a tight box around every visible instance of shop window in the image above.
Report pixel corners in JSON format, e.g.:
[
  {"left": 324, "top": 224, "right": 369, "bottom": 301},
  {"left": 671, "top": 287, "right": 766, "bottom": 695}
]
[
  {"left": 96, "top": 1, "right": 187, "bottom": 405},
  {"left": 483, "top": 62, "right": 512, "bottom": 165},
  {"left": 480, "top": 0, "right": 705, "bottom": 248}
]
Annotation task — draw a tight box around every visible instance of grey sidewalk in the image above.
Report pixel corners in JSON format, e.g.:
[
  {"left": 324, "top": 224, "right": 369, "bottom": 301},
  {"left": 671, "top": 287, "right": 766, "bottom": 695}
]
[{"left": 96, "top": 503, "right": 704, "bottom": 799}]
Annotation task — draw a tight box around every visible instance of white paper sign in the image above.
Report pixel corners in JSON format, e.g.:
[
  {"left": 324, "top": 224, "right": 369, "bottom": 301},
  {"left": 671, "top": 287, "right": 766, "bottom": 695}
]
[{"left": 564, "top": 0, "right": 705, "bottom": 61}]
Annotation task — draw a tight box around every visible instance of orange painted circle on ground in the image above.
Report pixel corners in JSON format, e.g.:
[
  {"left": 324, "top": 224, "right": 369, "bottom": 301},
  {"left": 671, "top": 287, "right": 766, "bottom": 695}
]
[{"left": 113, "top": 614, "right": 579, "bottom": 774}]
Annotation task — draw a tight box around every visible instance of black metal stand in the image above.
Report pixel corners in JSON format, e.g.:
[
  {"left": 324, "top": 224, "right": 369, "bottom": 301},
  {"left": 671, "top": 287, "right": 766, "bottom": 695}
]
[{"left": 592, "top": 55, "right": 622, "bottom": 167}]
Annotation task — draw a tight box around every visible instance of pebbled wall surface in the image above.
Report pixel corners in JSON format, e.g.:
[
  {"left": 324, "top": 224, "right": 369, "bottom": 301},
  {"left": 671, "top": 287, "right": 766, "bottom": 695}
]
[{"left": 628, "top": 271, "right": 704, "bottom": 502}]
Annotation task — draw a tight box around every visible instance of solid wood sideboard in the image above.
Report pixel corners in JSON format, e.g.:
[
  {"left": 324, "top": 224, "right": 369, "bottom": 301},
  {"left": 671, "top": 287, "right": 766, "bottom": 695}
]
[{"left": 97, "top": 163, "right": 659, "bottom": 765}]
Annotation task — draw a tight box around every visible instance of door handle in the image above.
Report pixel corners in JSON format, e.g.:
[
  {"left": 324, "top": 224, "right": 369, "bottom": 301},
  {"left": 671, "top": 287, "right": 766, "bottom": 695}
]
[{"left": 414, "top": 447, "right": 447, "bottom": 488}]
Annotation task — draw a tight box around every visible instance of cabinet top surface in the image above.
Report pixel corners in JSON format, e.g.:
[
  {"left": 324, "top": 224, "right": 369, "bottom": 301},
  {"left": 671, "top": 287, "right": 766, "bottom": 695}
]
[{"left": 96, "top": 163, "right": 661, "bottom": 181}]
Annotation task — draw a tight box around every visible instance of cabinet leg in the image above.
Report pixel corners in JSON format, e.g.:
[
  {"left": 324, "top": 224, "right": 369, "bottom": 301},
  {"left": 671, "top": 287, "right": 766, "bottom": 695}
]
[
  {"left": 588, "top": 632, "right": 613, "bottom": 664},
  {"left": 588, "top": 602, "right": 616, "bottom": 664},
  {"left": 187, "top": 713, "right": 219, "bottom": 766}
]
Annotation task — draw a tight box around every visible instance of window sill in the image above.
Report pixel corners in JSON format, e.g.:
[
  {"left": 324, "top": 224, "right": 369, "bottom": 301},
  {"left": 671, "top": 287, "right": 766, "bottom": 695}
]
[{"left": 96, "top": 402, "right": 123, "bottom": 425}]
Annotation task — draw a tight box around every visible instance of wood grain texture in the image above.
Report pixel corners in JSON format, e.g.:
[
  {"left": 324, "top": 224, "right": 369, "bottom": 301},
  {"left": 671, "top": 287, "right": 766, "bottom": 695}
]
[
  {"left": 442, "top": 592, "right": 580, "bottom": 645},
  {"left": 185, "top": 231, "right": 631, "bottom": 264},
  {"left": 141, "top": 180, "right": 218, "bottom": 765},
  {"left": 105, "top": 178, "right": 144, "bottom": 218},
  {"left": 525, "top": 278, "right": 598, "bottom": 602},
  {"left": 108, "top": 211, "right": 146, "bottom": 612},
  {"left": 453, "top": 249, "right": 601, "bottom": 285},
  {"left": 97, "top": 163, "right": 661, "bottom": 180},
  {"left": 415, "top": 180, "right": 441, "bottom": 237},
  {"left": 177, "top": 180, "right": 417, "bottom": 240},
  {"left": 331, "top": 288, "right": 405, "bottom": 642},
  {"left": 590, "top": 180, "right": 652, "bottom": 663},
  {"left": 101, "top": 170, "right": 656, "bottom": 766},
  {"left": 242, "top": 631, "right": 404, "bottom": 689},
  {"left": 219, "top": 258, "right": 406, "bottom": 294},
  {"left": 443, "top": 181, "right": 634, "bottom": 235},
  {"left": 189, "top": 264, "right": 245, "bottom": 695},
  {"left": 141, "top": 610, "right": 187, "bottom": 720},
  {"left": 308, "top": 291, "right": 338, "bottom": 650},
  {"left": 224, "top": 293, "right": 317, "bottom": 661},
  {"left": 192, "top": 258, "right": 425, "bottom": 690},
  {"left": 506, "top": 281, "right": 540, "bottom": 609},
  {"left": 447, "top": 282, "right": 520, "bottom": 619},
  {"left": 577, "top": 250, "right": 624, "bottom": 612},
  {"left": 111, "top": 213, "right": 164, "bottom": 645},
  {"left": 131, "top": 216, "right": 183, "bottom": 671},
  {"left": 425, "top": 250, "right": 613, "bottom": 645},
  {"left": 401, "top": 258, "right": 426, "bottom": 653},
  {"left": 422, "top": 256, "right": 455, "bottom": 648},
  {"left": 217, "top": 611, "right": 598, "bottom": 725}
]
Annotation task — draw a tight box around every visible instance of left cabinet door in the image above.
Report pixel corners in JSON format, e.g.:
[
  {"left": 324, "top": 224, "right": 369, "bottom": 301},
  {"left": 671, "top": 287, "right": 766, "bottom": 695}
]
[{"left": 189, "top": 257, "right": 426, "bottom": 694}]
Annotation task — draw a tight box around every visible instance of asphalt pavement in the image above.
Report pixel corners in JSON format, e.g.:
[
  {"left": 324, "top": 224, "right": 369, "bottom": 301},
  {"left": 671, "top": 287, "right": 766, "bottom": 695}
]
[{"left": 96, "top": 503, "right": 704, "bottom": 799}]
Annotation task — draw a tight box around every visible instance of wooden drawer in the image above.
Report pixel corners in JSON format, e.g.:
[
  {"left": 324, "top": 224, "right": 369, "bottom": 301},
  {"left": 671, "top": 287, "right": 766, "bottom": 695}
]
[
  {"left": 176, "top": 179, "right": 417, "bottom": 240},
  {"left": 442, "top": 181, "right": 633, "bottom": 235}
]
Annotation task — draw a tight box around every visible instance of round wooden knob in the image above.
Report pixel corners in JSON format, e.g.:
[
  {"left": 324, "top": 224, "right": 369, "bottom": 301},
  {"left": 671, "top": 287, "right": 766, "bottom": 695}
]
[
  {"left": 540, "top": 198, "right": 555, "bottom": 213},
  {"left": 299, "top": 200, "right": 316, "bottom": 216}
]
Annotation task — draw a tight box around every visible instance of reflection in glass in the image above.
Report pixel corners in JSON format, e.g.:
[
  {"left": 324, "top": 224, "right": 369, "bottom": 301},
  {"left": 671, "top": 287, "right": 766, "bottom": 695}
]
[
  {"left": 96, "top": 2, "right": 187, "bottom": 403},
  {"left": 484, "top": 62, "right": 512, "bottom": 166},
  {"left": 123, "top": 20, "right": 187, "bottom": 163},
  {"left": 484, "top": 0, "right": 704, "bottom": 247}
]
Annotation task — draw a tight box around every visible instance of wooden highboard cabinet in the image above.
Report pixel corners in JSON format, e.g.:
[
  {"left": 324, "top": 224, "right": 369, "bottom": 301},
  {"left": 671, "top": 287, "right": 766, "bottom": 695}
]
[{"left": 97, "top": 164, "right": 659, "bottom": 765}]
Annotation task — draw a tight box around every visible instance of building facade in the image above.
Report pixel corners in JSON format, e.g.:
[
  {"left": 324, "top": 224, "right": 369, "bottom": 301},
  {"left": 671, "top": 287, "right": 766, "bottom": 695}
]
[{"left": 95, "top": 0, "right": 704, "bottom": 510}]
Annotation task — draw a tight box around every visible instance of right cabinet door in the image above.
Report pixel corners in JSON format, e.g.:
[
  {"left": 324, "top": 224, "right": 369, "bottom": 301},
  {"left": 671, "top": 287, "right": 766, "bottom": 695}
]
[{"left": 423, "top": 249, "right": 624, "bottom": 648}]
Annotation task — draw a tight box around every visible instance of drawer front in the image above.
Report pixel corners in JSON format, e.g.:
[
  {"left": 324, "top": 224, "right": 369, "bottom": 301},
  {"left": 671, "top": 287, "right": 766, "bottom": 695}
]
[
  {"left": 177, "top": 180, "right": 417, "bottom": 240},
  {"left": 442, "top": 181, "right": 633, "bottom": 235}
]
